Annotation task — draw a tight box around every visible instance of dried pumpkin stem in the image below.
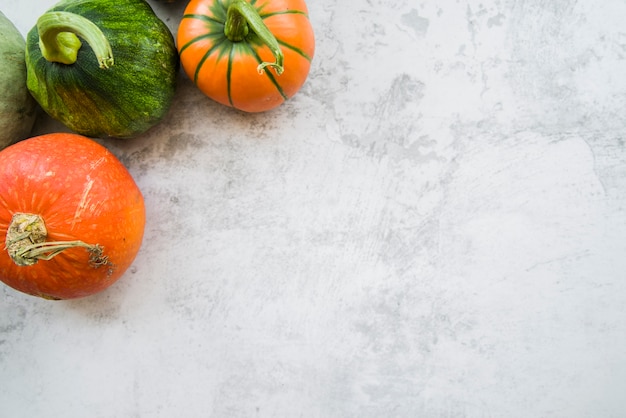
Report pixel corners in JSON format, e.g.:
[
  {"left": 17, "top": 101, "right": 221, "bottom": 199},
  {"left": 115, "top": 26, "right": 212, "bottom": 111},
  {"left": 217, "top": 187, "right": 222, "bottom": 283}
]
[
  {"left": 4, "top": 213, "right": 109, "bottom": 268},
  {"left": 36, "top": 11, "right": 114, "bottom": 68},
  {"left": 224, "top": 0, "right": 284, "bottom": 75}
]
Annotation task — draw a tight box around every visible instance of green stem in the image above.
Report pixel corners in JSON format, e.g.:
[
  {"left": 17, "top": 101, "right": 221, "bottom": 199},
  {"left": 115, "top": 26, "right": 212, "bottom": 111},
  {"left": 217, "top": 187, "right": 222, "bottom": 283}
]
[
  {"left": 5, "top": 213, "right": 110, "bottom": 268},
  {"left": 223, "top": 0, "right": 284, "bottom": 75},
  {"left": 36, "top": 11, "right": 114, "bottom": 68}
]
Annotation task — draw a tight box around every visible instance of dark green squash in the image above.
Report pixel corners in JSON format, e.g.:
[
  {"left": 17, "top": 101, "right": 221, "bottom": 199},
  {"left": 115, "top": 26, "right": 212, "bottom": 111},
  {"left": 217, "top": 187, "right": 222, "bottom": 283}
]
[
  {"left": 25, "top": 0, "right": 179, "bottom": 138},
  {"left": 0, "top": 11, "right": 38, "bottom": 149}
]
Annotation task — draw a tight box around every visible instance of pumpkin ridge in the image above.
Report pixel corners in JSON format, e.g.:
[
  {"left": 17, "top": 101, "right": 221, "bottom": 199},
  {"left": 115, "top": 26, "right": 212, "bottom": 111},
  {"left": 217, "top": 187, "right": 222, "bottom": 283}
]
[
  {"left": 179, "top": 31, "right": 224, "bottom": 55},
  {"left": 181, "top": 12, "right": 224, "bottom": 26},
  {"left": 226, "top": 44, "right": 236, "bottom": 107},
  {"left": 277, "top": 39, "right": 312, "bottom": 62},
  {"left": 247, "top": 43, "right": 287, "bottom": 100},
  {"left": 259, "top": 10, "right": 308, "bottom": 19},
  {"left": 193, "top": 38, "right": 229, "bottom": 84}
]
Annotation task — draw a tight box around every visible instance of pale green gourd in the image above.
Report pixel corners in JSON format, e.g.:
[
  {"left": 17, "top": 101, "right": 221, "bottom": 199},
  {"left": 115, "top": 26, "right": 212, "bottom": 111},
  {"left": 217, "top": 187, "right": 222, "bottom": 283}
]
[{"left": 0, "top": 11, "right": 38, "bottom": 149}]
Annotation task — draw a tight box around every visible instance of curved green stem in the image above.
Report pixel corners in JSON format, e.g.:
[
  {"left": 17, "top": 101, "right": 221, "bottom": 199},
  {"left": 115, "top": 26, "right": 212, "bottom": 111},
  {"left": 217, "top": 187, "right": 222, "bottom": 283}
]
[
  {"left": 37, "top": 11, "right": 114, "bottom": 68},
  {"left": 5, "top": 213, "right": 110, "bottom": 268},
  {"left": 223, "top": 0, "right": 284, "bottom": 75}
]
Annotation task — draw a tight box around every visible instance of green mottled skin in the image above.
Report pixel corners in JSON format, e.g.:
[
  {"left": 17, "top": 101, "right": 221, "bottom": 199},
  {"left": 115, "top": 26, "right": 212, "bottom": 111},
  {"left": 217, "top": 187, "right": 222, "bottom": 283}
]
[
  {"left": 26, "top": 0, "right": 179, "bottom": 138},
  {"left": 0, "top": 11, "right": 38, "bottom": 149}
]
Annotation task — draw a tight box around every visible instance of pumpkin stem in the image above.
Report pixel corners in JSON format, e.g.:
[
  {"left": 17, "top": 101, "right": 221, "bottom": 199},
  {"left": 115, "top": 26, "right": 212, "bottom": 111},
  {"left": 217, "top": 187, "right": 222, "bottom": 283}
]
[
  {"left": 4, "top": 213, "right": 111, "bottom": 269},
  {"left": 224, "top": 0, "right": 284, "bottom": 75},
  {"left": 36, "top": 11, "right": 114, "bottom": 69}
]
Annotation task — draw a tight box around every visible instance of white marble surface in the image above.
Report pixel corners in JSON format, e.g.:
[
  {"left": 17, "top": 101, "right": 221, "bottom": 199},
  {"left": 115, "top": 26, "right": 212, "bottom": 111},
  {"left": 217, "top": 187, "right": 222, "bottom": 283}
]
[{"left": 1, "top": 0, "right": 626, "bottom": 416}]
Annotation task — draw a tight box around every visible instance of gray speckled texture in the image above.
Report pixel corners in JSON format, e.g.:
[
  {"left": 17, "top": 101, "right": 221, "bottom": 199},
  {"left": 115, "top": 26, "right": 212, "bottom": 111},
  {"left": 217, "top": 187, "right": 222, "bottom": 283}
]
[{"left": 1, "top": 1, "right": 625, "bottom": 417}]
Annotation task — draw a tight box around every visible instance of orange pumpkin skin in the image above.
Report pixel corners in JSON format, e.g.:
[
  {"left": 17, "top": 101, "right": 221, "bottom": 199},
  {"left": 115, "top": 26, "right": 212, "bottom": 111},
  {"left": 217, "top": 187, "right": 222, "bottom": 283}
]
[
  {"left": 0, "top": 133, "right": 145, "bottom": 299},
  {"left": 177, "top": 0, "right": 315, "bottom": 112}
]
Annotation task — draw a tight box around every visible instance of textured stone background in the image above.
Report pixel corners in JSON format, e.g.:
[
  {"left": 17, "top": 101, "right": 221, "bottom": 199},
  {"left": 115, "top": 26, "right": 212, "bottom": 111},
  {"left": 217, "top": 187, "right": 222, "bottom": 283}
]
[{"left": 1, "top": 1, "right": 625, "bottom": 417}]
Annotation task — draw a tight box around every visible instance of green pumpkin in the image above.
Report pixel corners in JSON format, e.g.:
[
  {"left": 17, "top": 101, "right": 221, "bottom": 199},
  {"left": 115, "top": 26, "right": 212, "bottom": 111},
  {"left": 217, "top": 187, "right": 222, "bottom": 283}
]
[
  {"left": 25, "top": 0, "right": 179, "bottom": 138},
  {"left": 0, "top": 11, "right": 38, "bottom": 149}
]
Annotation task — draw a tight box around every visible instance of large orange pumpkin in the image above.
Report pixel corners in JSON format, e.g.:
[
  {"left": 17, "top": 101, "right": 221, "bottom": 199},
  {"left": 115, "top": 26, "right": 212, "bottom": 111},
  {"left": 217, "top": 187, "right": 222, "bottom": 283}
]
[
  {"left": 177, "top": 0, "right": 315, "bottom": 112},
  {"left": 0, "top": 133, "right": 145, "bottom": 300}
]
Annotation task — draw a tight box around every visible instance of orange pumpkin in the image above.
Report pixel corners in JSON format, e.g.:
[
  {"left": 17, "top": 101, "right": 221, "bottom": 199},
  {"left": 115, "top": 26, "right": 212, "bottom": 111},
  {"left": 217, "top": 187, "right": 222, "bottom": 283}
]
[
  {"left": 177, "top": 0, "right": 315, "bottom": 112},
  {"left": 0, "top": 133, "right": 145, "bottom": 300}
]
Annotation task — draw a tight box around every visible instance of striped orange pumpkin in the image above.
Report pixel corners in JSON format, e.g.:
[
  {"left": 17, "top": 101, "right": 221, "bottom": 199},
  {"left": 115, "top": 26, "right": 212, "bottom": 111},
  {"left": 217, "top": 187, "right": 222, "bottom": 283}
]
[{"left": 177, "top": 0, "right": 315, "bottom": 112}]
